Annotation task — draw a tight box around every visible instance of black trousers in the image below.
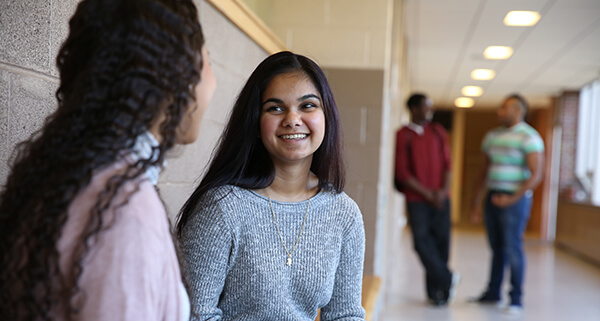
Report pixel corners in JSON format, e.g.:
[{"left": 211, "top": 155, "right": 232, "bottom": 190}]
[{"left": 407, "top": 199, "right": 452, "bottom": 300}]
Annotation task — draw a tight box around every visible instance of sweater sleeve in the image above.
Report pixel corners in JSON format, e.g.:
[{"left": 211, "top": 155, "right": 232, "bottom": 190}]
[
  {"left": 319, "top": 202, "right": 366, "bottom": 321},
  {"left": 181, "top": 192, "right": 234, "bottom": 321}
]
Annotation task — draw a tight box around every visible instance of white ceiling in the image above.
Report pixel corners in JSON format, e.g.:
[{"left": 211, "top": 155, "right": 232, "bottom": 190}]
[{"left": 404, "top": 0, "right": 600, "bottom": 109}]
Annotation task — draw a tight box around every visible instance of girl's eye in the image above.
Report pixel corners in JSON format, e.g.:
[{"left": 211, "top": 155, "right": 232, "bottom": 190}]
[
  {"left": 302, "top": 102, "right": 318, "bottom": 109},
  {"left": 266, "top": 106, "right": 283, "bottom": 112}
]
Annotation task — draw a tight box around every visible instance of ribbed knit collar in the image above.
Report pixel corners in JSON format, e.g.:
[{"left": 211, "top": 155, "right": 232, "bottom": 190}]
[{"left": 244, "top": 187, "right": 329, "bottom": 208}]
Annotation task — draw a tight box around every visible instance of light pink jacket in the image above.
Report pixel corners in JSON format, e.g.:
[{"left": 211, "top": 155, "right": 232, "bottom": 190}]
[{"left": 57, "top": 161, "right": 189, "bottom": 320}]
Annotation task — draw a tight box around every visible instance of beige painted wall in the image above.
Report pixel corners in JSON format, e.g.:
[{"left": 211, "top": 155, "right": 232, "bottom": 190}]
[
  {"left": 379, "top": 0, "right": 411, "bottom": 309},
  {"left": 325, "top": 68, "right": 384, "bottom": 276},
  {"left": 0, "top": 0, "right": 268, "bottom": 221},
  {"left": 250, "top": 0, "right": 390, "bottom": 69}
]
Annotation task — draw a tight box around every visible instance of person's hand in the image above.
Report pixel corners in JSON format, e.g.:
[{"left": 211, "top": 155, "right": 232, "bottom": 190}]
[
  {"left": 471, "top": 206, "right": 483, "bottom": 223},
  {"left": 491, "top": 193, "right": 517, "bottom": 208},
  {"left": 432, "top": 190, "right": 446, "bottom": 210},
  {"left": 422, "top": 189, "right": 435, "bottom": 204}
]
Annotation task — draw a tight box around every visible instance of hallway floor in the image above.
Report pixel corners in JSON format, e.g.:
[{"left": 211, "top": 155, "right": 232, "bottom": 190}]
[{"left": 380, "top": 228, "right": 600, "bottom": 321}]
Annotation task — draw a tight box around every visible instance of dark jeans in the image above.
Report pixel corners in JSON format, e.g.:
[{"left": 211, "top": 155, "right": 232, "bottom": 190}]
[
  {"left": 407, "top": 199, "right": 452, "bottom": 301},
  {"left": 484, "top": 191, "right": 532, "bottom": 305}
]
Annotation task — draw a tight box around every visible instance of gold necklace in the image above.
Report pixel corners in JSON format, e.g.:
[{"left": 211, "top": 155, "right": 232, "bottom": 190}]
[{"left": 266, "top": 190, "right": 310, "bottom": 266}]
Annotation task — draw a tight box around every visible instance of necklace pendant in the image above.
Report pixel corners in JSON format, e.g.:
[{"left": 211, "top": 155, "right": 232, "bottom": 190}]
[{"left": 286, "top": 256, "right": 292, "bottom": 266}]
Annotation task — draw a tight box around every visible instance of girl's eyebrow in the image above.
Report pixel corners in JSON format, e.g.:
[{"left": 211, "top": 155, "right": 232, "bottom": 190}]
[
  {"left": 262, "top": 94, "right": 321, "bottom": 106},
  {"left": 298, "top": 94, "right": 321, "bottom": 102},
  {"left": 262, "top": 98, "right": 283, "bottom": 106}
]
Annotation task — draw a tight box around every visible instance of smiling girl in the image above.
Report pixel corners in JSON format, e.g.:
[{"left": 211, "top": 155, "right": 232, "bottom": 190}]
[{"left": 176, "top": 51, "right": 366, "bottom": 321}]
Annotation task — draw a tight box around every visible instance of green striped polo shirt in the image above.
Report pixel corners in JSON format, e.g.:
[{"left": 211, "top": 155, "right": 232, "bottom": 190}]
[{"left": 482, "top": 122, "right": 544, "bottom": 192}]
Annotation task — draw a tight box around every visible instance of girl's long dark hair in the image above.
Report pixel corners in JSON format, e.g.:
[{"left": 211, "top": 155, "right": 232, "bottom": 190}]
[
  {"left": 0, "top": 0, "right": 204, "bottom": 319},
  {"left": 176, "top": 51, "right": 345, "bottom": 237}
]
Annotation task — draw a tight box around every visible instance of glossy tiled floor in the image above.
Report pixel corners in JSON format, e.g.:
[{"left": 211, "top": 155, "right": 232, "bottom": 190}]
[{"left": 380, "top": 228, "right": 600, "bottom": 321}]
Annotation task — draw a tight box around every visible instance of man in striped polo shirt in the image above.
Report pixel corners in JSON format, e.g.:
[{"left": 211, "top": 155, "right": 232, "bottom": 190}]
[{"left": 470, "top": 94, "right": 545, "bottom": 315}]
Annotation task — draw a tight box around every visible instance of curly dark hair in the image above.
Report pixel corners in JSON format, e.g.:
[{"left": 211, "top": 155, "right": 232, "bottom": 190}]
[
  {"left": 176, "top": 51, "right": 345, "bottom": 238},
  {"left": 0, "top": 0, "right": 204, "bottom": 319}
]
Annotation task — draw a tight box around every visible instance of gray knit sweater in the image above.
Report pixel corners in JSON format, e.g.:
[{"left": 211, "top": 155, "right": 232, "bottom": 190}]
[{"left": 181, "top": 185, "right": 366, "bottom": 321}]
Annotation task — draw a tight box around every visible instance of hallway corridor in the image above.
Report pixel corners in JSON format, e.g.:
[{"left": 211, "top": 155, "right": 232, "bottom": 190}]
[{"left": 380, "top": 228, "right": 600, "bottom": 321}]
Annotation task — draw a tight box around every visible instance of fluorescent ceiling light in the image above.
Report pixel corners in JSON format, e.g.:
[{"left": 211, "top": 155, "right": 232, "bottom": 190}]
[
  {"left": 455, "top": 97, "right": 474, "bottom": 108},
  {"left": 471, "top": 69, "right": 496, "bottom": 80},
  {"left": 504, "top": 11, "right": 541, "bottom": 26},
  {"left": 484, "top": 46, "right": 513, "bottom": 59},
  {"left": 462, "top": 86, "right": 483, "bottom": 97}
]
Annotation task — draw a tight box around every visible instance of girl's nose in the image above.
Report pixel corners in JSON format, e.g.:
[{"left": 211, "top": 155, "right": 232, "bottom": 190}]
[{"left": 282, "top": 110, "right": 302, "bottom": 127}]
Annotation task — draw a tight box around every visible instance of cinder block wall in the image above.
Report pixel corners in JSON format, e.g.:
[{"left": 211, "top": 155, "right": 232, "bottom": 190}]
[
  {"left": 0, "top": 0, "right": 268, "bottom": 221},
  {"left": 0, "top": 0, "right": 77, "bottom": 189}
]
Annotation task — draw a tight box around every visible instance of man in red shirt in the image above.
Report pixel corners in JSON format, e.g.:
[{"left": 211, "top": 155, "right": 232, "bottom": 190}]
[{"left": 395, "top": 93, "right": 459, "bottom": 306}]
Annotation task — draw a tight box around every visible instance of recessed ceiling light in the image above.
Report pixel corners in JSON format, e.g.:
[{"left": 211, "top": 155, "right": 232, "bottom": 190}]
[
  {"left": 455, "top": 97, "right": 474, "bottom": 108},
  {"left": 471, "top": 69, "right": 496, "bottom": 80},
  {"left": 484, "top": 46, "right": 513, "bottom": 59},
  {"left": 504, "top": 11, "right": 541, "bottom": 26},
  {"left": 462, "top": 86, "right": 483, "bottom": 97}
]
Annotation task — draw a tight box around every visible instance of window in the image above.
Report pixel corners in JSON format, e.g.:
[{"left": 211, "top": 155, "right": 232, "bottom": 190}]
[{"left": 576, "top": 79, "right": 600, "bottom": 204}]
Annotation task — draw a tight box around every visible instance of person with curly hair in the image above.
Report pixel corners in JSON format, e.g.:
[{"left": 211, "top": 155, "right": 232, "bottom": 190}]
[
  {"left": 176, "top": 51, "right": 366, "bottom": 321},
  {"left": 0, "top": 0, "right": 216, "bottom": 320}
]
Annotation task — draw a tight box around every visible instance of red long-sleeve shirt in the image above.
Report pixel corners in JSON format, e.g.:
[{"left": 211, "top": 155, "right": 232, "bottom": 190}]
[{"left": 394, "top": 122, "right": 451, "bottom": 202}]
